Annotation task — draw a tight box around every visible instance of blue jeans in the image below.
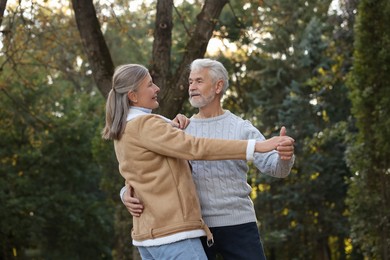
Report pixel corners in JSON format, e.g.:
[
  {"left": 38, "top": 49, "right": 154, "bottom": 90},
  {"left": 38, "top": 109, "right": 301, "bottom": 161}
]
[
  {"left": 137, "top": 237, "right": 207, "bottom": 260},
  {"left": 200, "top": 222, "right": 266, "bottom": 260}
]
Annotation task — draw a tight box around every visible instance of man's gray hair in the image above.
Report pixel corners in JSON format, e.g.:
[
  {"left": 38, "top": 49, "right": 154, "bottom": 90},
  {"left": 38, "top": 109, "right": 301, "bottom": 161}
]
[{"left": 190, "top": 59, "right": 229, "bottom": 94}]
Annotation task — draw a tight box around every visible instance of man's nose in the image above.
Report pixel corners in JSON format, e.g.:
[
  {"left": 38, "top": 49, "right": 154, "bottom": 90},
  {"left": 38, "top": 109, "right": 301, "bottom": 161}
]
[{"left": 189, "top": 83, "right": 195, "bottom": 91}]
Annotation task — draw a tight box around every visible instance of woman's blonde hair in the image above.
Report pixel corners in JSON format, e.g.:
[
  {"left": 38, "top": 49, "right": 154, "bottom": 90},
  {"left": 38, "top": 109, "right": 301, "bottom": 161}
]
[{"left": 102, "top": 64, "right": 149, "bottom": 140}]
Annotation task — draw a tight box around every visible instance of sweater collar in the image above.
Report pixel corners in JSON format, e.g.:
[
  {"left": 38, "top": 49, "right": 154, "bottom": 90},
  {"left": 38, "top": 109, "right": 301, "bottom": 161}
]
[
  {"left": 127, "top": 107, "right": 150, "bottom": 122},
  {"left": 127, "top": 106, "right": 171, "bottom": 123},
  {"left": 190, "top": 110, "right": 230, "bottom": 122},
  {"left": 132, "top": 106, "right": 152, "bottom": 114}
]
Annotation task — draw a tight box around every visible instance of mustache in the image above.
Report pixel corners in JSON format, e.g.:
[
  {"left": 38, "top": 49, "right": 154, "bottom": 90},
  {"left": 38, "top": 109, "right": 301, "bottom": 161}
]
[{"left": 189, "top": 92, "right": 200, "bottom": 97}]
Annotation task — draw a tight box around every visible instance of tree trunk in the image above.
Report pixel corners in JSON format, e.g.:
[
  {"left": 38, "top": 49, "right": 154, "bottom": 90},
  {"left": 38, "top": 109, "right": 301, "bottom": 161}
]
[
  {"left": 380, "top": 171, "right": 389, "bottom": 260},
  {"left": 315, "top": 237, "right": 331, "bottom": 260},
  {"left": 150, "top": 0, "right": 173, "bottom": 95},
  {"left": 154, "top": 0, "right": 228, "bottom": 118},
  {"left": 71, "top": 1, "right": 229, "bottom": 259},
  {"left": 0, "top": 0, "right": 7, "bottom": 28},
  {"left": 71, "top": 0, "right": 114, "bottom": 99}
]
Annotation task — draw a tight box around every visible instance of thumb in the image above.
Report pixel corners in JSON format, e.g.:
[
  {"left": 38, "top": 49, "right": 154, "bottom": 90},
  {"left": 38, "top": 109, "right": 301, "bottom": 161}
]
[{"left": 280, "top": 126, "right": 286, "bottom": 136}]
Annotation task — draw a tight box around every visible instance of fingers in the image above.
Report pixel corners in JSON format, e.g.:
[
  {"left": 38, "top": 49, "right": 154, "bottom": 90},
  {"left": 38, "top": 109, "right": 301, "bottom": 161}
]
[
  {"left": 125, "top": 196, "right": 142, "bottom": 204},
  {"left": 277, "top": 147, "right": 294, "bottom": 156},
  {"left": 127, "top": 206, "right": 143, "bottom": 217},
  {"left": 279, "top": 155, "right": 293, "bottom": 160},
  {"left": 277, "top": 149, "right": 294, "bottom": 160},
  {"left": 124, "top": 186, "right": 143, "bottom": 217},
  {"left": 172, "top": 114, "right": 190, "bottom": 129},
  {"left": 124, "top": 198, "right": 143, "bottom": 217},
  {"left": 277, "top": 142, "right": 294, "bottom": 150},
  {"left": 171, "top": 121, "right": 179, "bottom": 128},
  {"left": 278, "top": 137, "right": 295, "bottom": 145},
  {"left": 276, "top": 139, "right": 294, "bottom": 160},
  {"left": 177, "top": 114, "right": 190, "bottom": 129}
]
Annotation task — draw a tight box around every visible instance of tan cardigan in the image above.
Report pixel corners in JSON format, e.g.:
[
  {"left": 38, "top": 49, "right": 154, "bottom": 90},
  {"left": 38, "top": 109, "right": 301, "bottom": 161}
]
[{"left": 114, "top": 114, "right": 248, "bottom": 242}]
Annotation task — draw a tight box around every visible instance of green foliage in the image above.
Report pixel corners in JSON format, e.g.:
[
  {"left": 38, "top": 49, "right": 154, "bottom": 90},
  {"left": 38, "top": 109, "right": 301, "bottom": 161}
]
[
  {"left": 0, "top": 68, "right": 114, "bottom": 258},
  {"left": 2, "top": 0, "right": 387, "bottom": 259},
  {"left": 0, "top": 3, "right": 116, "bottom": 258},
  {"left": 94, "top": 1, "right": 155, "bottom": 66},
  {"left": 217, "top": 0, "right": 358, "bottom": 259},
  {"left": 346, "top": 0, "right": 390, "bottom": 258}
]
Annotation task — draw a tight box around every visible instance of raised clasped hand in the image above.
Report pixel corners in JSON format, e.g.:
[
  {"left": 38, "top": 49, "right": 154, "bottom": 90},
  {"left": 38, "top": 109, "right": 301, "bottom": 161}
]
[{"left": 277, "top": 126, "right": 294, "bottom": 160}]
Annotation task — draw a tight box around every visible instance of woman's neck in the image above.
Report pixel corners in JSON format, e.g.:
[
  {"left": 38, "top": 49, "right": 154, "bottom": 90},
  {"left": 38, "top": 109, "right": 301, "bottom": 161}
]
[{"left": 131, "top": 106, "right": 152, "bottom": 114}]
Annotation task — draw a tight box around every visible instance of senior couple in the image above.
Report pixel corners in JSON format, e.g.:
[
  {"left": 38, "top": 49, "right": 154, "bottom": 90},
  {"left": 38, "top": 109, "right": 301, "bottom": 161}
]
[{"left": 103, "top": 58, "right": 295, "bottom": 259}]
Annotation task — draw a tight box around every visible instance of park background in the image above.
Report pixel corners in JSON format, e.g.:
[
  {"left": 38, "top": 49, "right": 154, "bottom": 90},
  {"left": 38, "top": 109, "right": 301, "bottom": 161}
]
[{"left": 0, "top": 0, "right": 389, "bottom": 259}]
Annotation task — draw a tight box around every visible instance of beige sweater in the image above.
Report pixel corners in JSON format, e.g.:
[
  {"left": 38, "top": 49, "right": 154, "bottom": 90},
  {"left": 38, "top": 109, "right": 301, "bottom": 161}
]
[{"left": 114, "top": 114, "right": 248, "bottom": 242}]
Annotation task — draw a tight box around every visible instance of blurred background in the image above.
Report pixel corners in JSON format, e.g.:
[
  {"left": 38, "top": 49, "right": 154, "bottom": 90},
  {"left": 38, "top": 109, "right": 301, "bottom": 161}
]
[{"left": 0, "top": 0, "right": 389, "bottom": 259}]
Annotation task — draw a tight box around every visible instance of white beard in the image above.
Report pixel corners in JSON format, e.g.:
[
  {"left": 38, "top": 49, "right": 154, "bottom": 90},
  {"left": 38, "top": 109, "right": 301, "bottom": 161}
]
[{"left": 189, "top": 92, "right": 216, "bottom": 108}]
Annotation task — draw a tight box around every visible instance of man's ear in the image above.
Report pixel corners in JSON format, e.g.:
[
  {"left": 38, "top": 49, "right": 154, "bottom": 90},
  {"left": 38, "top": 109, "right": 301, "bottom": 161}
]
[
  {"left": 128, "top": 91, "right": 138, "bottom": 103},
  {"left": 215, "top": 80, "right": 224, "bottom": 94}
]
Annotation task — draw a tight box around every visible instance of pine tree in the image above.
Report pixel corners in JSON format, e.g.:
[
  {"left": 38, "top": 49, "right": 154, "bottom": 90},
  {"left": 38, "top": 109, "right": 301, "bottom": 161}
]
[{"left": 346, "top": 0, "right": 390, "bottom": 258}]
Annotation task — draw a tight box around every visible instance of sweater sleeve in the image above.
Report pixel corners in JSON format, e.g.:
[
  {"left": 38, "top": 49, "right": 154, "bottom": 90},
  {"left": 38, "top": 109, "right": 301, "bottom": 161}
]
[
  {"left": 133, "top": 115, "right": 249, "bottom": 161},
  {"left": 241, "top": 120, "right": 294, "bottom": 178}
]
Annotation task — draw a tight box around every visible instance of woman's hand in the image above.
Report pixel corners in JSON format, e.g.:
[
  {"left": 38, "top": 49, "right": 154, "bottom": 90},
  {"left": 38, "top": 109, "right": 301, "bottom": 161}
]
[
  {"left": 255, "top": 136, "right": 294, "bottom": 153},
  {"left": 254, "top": 127, "right": 294, "bottom": 159},
  {"left": 171, "top": 113, "right": 190, "bottom": 129}
]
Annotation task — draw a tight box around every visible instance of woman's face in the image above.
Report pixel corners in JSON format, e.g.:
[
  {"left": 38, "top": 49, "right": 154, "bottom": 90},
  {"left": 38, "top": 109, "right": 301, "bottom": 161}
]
[{"left": 129, "top": 73, "right": 160, "bottom": 110}]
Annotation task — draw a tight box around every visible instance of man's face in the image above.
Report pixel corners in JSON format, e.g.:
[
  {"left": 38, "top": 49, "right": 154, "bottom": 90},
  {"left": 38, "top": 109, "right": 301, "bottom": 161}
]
[{"left": 188, "top": 68, "right": 217, "bottom": 108}]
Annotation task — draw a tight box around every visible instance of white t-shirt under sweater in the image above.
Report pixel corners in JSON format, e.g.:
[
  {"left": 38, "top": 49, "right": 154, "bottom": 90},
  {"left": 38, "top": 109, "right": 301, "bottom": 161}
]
[{"left": 185, "top": 110, "right": 294, "bottom": 228}]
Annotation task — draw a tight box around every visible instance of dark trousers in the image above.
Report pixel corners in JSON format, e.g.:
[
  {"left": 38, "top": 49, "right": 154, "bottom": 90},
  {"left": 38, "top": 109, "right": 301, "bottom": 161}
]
[{"left": 200, "top": 222, "right": 266, "bottom": 260}]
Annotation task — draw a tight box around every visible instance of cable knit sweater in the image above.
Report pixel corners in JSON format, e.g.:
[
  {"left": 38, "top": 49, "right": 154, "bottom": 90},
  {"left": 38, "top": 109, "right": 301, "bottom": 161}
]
[{"left": 185, "top": 110, "right": 294, "bottom": 227}]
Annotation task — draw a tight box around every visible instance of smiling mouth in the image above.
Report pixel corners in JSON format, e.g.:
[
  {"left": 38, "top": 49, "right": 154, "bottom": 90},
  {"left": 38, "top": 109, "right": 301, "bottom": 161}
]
[{"left": 190, "top": 94, "right": 200, "bottom": 98}]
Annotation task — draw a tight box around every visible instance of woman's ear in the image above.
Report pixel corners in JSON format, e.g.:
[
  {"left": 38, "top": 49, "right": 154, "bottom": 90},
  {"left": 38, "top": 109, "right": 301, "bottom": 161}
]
[{"left": 128, "top": 91, "right": 138, "bottom": 103}]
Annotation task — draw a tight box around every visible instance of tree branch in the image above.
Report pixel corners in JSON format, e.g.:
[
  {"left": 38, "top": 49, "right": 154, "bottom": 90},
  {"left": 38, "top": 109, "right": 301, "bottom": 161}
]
[
  {"left": 71, "top": 0, "right": 114, "bottom": 98},
  {"left": 173, "top": 4, "right": 191, "bottom": 37},
  {"left": 0, "top": 0, "right": 7, "bottom": 28},
  {"left": 156, "top": 0, "right": 228, "bottom": 117}
]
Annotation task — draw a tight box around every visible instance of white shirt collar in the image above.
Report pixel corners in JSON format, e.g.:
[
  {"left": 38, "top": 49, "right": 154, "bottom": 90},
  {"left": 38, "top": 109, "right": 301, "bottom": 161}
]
[{"left": 126, "top": 107, "right": 171, "bottom": 123}]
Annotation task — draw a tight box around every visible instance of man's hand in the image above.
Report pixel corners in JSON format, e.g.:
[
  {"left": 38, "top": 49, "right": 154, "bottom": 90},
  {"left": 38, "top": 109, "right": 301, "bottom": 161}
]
[
  {"left": 277, "top": 126, "right": 294, "bottom": 160},
  {"left": 123, "top": 186, "right": 144, "bottom": 217},
  {"left": 171, "top": 113, "right": 190, "bottom": 129}
]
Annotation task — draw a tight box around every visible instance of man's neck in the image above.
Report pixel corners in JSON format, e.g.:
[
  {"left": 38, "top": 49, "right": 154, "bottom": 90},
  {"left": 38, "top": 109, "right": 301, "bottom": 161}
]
[{"left": 195, "top": 105, "right": 224, "bottom": 119}]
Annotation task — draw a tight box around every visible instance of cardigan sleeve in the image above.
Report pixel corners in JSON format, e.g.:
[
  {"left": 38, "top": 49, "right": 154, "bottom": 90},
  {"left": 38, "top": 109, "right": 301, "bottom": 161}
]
[{"left": 133, "top": 115, "right": 249, "bottom": 161}]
